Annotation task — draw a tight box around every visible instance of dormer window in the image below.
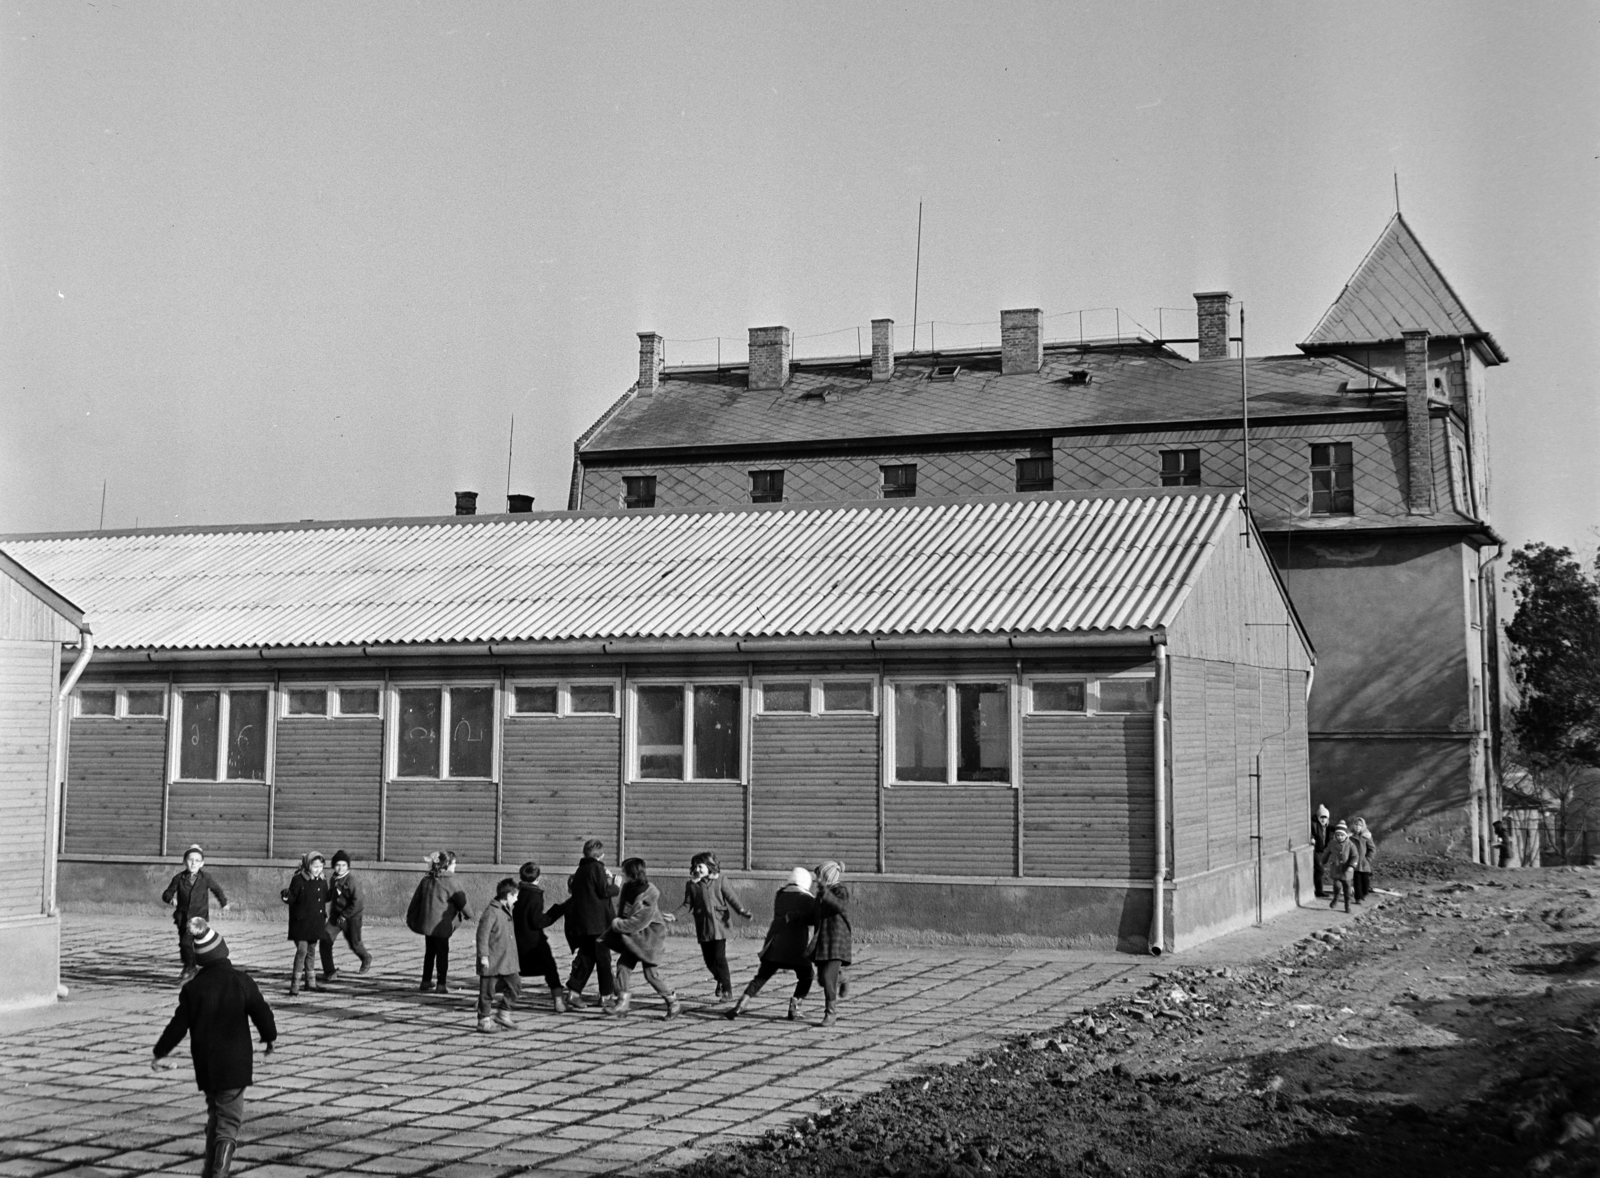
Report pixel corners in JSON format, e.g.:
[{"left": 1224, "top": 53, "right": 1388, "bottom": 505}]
[
  {"left": 928, "top": 365, "right": 961, "bottom": 382},
  {"left": 1309, "top": 443, "right": 1354, "bottom": 515},
  {"left": 623, "top": 475, "right": 657, "bottom": 509}
]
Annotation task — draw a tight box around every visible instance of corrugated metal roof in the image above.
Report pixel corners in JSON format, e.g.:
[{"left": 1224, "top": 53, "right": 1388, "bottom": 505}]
[
  {"left": 1302, "top": 214, "right": 1506, "bottom": 362},
  {"left": 0, "top": 491, "right": 1242, "bottom": 652}
]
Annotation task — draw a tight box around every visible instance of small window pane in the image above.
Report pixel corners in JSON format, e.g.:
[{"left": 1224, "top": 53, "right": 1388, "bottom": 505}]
[
  {"left": 762, "top": 682, "right": 811, "bottom": 713},
  {"left": 821, "top": 681, "right": 873, "bottom": 713},
  {"left": 1161, "top": 449, "right": 1201, "bottom": 487},
  {"left": 449, "top": 687, "right": 495, "bottom": 778},
  {"left": 956, "top": 683, "right": 1010, "bottom": 782},
  {"left": 397, "top": 689, "right": 442, "bottom": 778},
  {"left": 692, "top": 684, "right": 741, "bottom": 780},
  {"left": 226, "top": 691, "right": 269, "bottom": 780},
  {"left": 1016, "top": 456, "right": 1053, "bottom": 492},
  {"left": 1032, "top": 681, "right": 1086, "bottom": 713},
  {"left": 882, "top": 464, "right": 917, "bottom": 498},
  {"left": 78, "top": 689, "right": 115, "bottom": 717},
  {"left": 179, "top": 691, "right": 220, "bottom": 779},
  {"left": 624, "top": 475, "right": 657, "bottom": 509},
  {"left": 750, "top": 470, "right": 785, "bottom": 504},
  {"left": 568, "top": 684, "right": 615, "bottom": 715},
  {"left": 895, "top": 684, "right": 947, "bottom": 782},
  {"left": 338, "top": 688, "right": 379, "bottom": 716},
  {"left": 1098, "top": 679, "right": 1154, "bottom": 713},
  {"left": 514, "top": 685, "right": 558, "bottom": 714},
  {"left": 124, "top": 689, "right": 166, "bottom": 717},
  {"left": 637, "top": 686, "right": 685, "bottom": 779},
  {"left": 287, "top": 689, "right": 327, "bottom": 716}
]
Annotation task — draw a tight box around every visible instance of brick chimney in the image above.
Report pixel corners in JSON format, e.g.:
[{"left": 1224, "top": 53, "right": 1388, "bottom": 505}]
[
  {"left": 1195, "top": 292, "right": 1231, "bottom": 360},
  {"left": 871, "top": 319, "right": 895, "bottom": 381},
  {"left": 506, "top": 493, "right": 534, "bottom": 514},
  {"left": 1404, "top": 330, "right": 1434, "bottom": 513},
  {"left": 454, "top": 491, "right": 478, "bottom": 516},
  {"left": 748, "top": 326, "right": 792, "bottom": 390},
  {"left": 637, "top": 332, "right": 664, "bottom": 394},
  {"left": 1001, "top": 308, "right": 1043, "bottom": 375}
]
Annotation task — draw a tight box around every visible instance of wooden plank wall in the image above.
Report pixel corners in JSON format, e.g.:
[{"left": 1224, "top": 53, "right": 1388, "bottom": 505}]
[
  {"left": 385, "top": 781, "right": 496, "bottom": 864},
  {"left": 1023, "top": 714, "right": 1153, "bottom": 878},
  {"left": 1205, "top": 660, "right": 1243, "bottom": 869},
  {"left": 502, "top": 716, "right": 621, "bottom": 870},
  {"left": 751, "top": 714, "right": 878, "bottom": 871},
  {"left": 884, "top": 787, "right": 1014, "bottom": 875},
  {"left": 65, "top": 718, "right": 166, "bottom": 855},
  {"left": 0, "top": 641, "right": 53, "bottom": 918},
  {"left": 624, "top": 781, "right": 744, "bottom": 873},
  {"left": 274, "top": 719, "right": 382, "bottom": 860},
  {"left": 168, "top": 783, "right": 269, "bottom": 856}
]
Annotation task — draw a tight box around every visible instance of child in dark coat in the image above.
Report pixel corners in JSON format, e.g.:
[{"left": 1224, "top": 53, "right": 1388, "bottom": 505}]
[
  {"left": 279, "top": 852, "right": 329, "bottom": 996},
  {"left": 152, "top": 919, "right": 276, "bottom": 1178},
  {"left": 319, "top": 849, "right": 372, "bottom": 980},
  {"left": 726, "top": 867, "right": 818, "bottom": 1021},
  {"left": 162, "top": 844, "right": 228, "bottom": 984},
  {"left": 605, "top": 858, "right": 681, "bottom": 1018},
  {"left": 1351, "top": 818, "right": 1378, "bottom": 902},
  {"left": 809, "top": 860, "right": 852, "bottom": 1027},
  {"left": 405, "top": 850, "right": 472, "bottom": 993},
  {"left": 476, "top": 878, "right": 521, "bottom": 1033},
  {"left": 561, "top": 838, "right": 620, "bottom": 1010},
  {"left": 1322, "top": 822, "right": 1359, "bottom": 913},
  {"left": 676, "top": 851, "right": 751, "bottom": 1001},
  {"left": 513, "top": 861, "right": 567, "bottom": 1013}
]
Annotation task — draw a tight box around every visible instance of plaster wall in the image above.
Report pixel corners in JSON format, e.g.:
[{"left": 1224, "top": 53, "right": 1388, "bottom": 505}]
[{"left": 0, "top": 914, "right": 60, "bottom": 1011}]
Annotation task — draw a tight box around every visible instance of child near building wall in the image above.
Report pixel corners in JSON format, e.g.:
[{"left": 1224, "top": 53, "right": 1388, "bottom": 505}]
[
  {"left": 513, "top": 861, "right": 567, "bottom": 1013},
  {"left": 406, "top": 851, "right": 472, "bottom": 994},
  {"left": 475, "top": 878, "right": 521, "bottom": 1032},
  {"left": 279, "top": 852, "right": 328, "bottom": 996},
  {"left": 810, "top": 860, "right": 852, "bottom": 1027},
  {"left": 605, "top": 857, "right": 681, "bottom": 1018},
  {"left": 319, "top": 850, "right": 373, "bottom": 980},
  {"left": 161, "top": 845, "right": 228, "bottom": 985},
  {"left": 676, "top": 851, "right": 751, "bottom": 1000},
  {"left": 1351, "top": 818, "right": 1378, "bottom": 903},
  {"left": 726, "top": 867, "right": 818, "bottom": 1021}
]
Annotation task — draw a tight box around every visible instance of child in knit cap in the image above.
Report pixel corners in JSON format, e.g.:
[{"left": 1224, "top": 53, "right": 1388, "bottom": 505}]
[
  {"left": 279, "top": 852, "right": 328, "bottom": 996},
  {"left": 676, "top": 851, "right": 752, "bottom": 1001},
  {"left": 1322, "top": 822, "right": 1358, "bottom": 913},
  {"left": 162, "top": 845, "right": 228, "bottom": 985},
  {"left": 513, "top": 862, "right": 568, "bottom": 1013},
  {"left": 726, "top": 867, "right": 818, "bottom": 1021},
  {"left": 476, "top": 878, "right": 521, "bottom": 1032},
  {"left": 319, "top": 850, "right": 372, "bottom": 981}
]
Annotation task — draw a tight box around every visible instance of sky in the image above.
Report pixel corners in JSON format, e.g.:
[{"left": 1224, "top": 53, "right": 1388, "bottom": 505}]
[{"left": 2, "top": 1, "right": 1596, "bottom": 558}]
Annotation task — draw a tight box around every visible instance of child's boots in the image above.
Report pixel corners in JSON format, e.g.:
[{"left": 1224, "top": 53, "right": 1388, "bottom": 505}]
[
  {"left": 724, "top": 993, "right": 749, "bottom": 1020},
  {"left": 665, "top": 992, "right": 682, "bottom": 1019},
  {"left": 551, "top": 987, "right": 569, "bottom": 1014},
  {"left": 493, "top": 1005, "right": 516, "bottom": 1030},
  {"left": 476, "top": 1016, "right": 496, "bottom": 1033},
  {"left": 787, "top": 996, "right": 803, "bottom": 1021}
]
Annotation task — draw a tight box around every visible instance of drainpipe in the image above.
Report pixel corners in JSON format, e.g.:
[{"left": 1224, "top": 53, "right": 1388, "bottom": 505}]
[
  {"left": 46, "top": 625, "right": 94, "bottom": 917},
  {"left": 1150, "top": 639, "right": 1168, "bottom": 955}
]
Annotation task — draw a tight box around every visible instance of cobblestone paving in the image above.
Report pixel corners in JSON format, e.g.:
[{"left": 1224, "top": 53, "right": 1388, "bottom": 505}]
[{"left": 0, "top": 910, "right": 1341, "bottom": 1177}]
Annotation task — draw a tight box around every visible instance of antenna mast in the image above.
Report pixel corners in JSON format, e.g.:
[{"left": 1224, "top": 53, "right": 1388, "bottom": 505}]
[
  {"left": 1240, "top": 301, "right": 1251, "bottom": 547},
  {"left": 505, "top": 414, "right": 516, "bottom": 503},
  {"left": 98, "top": 479, "right": 107, "bottom": 531},
  {"left": 910, "top": 201, "right": 923, "bottom": 353},
  {"left": 1394, "top": 171, "right": 1401, "bottom": 215}
]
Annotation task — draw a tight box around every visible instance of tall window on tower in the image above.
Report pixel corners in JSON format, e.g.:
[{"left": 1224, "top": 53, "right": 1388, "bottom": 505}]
[
  {"left": 1309, "top": 443, "right": 1354, "bottom": 515},
  {"left": 1160, "top": 449, "right": 1201, "bottom": 486}
]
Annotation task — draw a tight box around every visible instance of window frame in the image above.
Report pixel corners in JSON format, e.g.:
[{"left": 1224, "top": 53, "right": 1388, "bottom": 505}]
[
  {"left": 625, "top": 679, "right": 748, "bottom": 784},
  {"left": 276, "top": 684, "right": 384, "bottom": 719},
  {"left": 1025, "top": 673, "right": 1156, "bottom": 716},
  {"left": 506, "top": 678, "right": 621, "bottom": 719},
  {"left": 883, "top": 677, "right": 1017, "bottom": 788},
  {"left": 74, "top": 685, "right": 169, "bottom": 719},
  {"left": 386, "top": 681, "right": 501, "bottom": 782},
  {"left": 748, "top": 469, "right": 785, "bottom": 504},
  {"left": 622, "top": 474, "right": 657, "bottom": 509},
  {"left": 755, "top": 677, "right": 878, "bottom": 717},
  {"left": 167, "top": 684, "right": 275, "bottom": 784},
  {"left": 1308, "top": 442, "right": 1354, "bottom": 515},
  {"left": 1160, "top": 448, "right": 1201, "bottom": 487},
  {"left": 1015, "top": 455, "right": 1054, "bottom": 492},
  {"left": 881, "top": 463, "right": 917, "bottom": 499}
]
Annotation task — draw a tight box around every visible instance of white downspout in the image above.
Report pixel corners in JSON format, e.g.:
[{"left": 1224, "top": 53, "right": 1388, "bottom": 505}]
[
  {"left": 46, "top": 625, "right": 93, "bottom": 917},
  {"left": 1150, "top": 639, "right": 1168, "bottom": 955}
]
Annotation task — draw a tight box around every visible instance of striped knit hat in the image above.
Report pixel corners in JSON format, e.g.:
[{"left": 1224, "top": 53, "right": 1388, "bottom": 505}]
[{"left": 187, "top": 917, "right": 229, "bottom": 964}]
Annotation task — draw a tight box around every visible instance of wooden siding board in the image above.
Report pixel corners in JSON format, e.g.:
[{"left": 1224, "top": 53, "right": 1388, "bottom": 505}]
[
  {"left": 751, "top": 714, "right": 878, "bottom": 870},
  {"left": 1169, "top": 657, "right": 1209, "bottom": 877},
  {"left": 1023, "top": 714, "right": 1154, "bottom": 878},
  {"left": 885, "top": 787, "right": 1014, "bottom": 876},
  {"left": 64, "top": 719, "right": 165, "bottom": 855},
  {"left": 625, "top": 781, "right": 744, "bottom": 872},
  {"left": 274, "top": 720, "right": 383, "bottom": 860},
  {"left": 385, "top": 781, "right": 497, "bottom": 863},
  {"left": 168, "top": 783, "right": 269, "bottom": 856},
  {"left": 0, "top": 641, "right": 52, "bottom": 916},
  {"left": 1205, "top": 660, "right": 1239, "bottom": 868},
  {"left": 502, "top": 717, "right": 621, "bottom": 870}
]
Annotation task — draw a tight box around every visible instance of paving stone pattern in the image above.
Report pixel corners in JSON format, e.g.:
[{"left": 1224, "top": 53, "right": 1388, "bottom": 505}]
[{"left": 3, "top": 908, "right": 1353, "bottom": 1177}]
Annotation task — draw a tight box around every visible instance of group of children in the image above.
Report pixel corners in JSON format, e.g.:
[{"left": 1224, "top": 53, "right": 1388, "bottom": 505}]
[{"left": 1310, "top": 804, "right": 1378, "bottom": 913}]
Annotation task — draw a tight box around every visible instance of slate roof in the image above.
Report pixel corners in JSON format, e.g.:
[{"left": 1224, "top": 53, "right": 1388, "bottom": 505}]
[
  {"left": 2, "top": 491, "right": 1251, "bottom": 653},
  {"left": 1301, "top": 214, "right": 1506, "bottom": 362}
]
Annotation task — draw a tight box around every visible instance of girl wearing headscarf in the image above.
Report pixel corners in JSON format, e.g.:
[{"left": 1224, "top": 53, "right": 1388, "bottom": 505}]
[
  {"left": 809, "top": 860, "right": 852, "bottom": 1026},
  {"left": 405, "top": 850, "right": 472, "bottom": 994},
  {"left": 725, "top": 866, "right": 818, "bottom": 1021},
  {"left": 279, "top": 852, "right": 328, "bottom": 997}
]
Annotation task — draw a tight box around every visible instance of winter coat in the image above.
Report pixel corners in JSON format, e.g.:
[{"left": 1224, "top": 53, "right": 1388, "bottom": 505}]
[
  {"left": 406, "top": 872, "right": 471, "bottom": 939},
  {"left": 608, "top": 881, "right": 667, "bottom": 966},
  {"left": 162, "top": 869, "right": 227, "bottom": 928},
  {"left": 1322, "top": 837, "right": 1358, "bottom": 879},
  {"left": 280, "top": 867, "right": 329, "bottom": 943},
  {"left": 513, "top": 882, "right": 563, "bottom": 974},
  {"left": 678, "top": 874, "right": 751, "bottom": 943},
  {"left": 809, "top": 883, "right": 852, "bottom": 964},
  {"left": 757, "top": 885, "right": 817, "bottom": 968},
  {"left": 475, "top": 902, "right": 518, "bottom": 977},
  {"left": 153, "top": 960, "right": 276, "bottom": 1093},
  {"left": 563, "top": 857, "right": 619, "bottom": 943},
  {"left": 1310, "top": 818, "right": 1331, "bottom": 856},
  {"left": 327, "top": 873, "right": 364, "bottom": 928},
  {"left": 1353, "top": 831, "right": 1377, "bottom": 872}
]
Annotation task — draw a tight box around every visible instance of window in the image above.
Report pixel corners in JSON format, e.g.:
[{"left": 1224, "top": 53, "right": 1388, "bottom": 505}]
[
  {"left": 759, "top": 681, "right": 811, "bottom": 714},
  {"left": 76, "top": 689, "right": 115, "bottom": 717},
  {"left": 568, "top": 684, "right": 617, "bottom": 714},
  {"left": 749, "top": 470, "right": 785, "bottom": 504},
  {"left": 1030, "top": 680, "right": 1086, "bottom": 713},
  {"left": 392, "top": 685, "right": 497, "bottom": 779},
  {"left": 632, "top": 683, "right": 743, "bottom": 781},
  {"left": 1027, "top": 677, "right": 1153, "bottom": 715},
  {"left": 174, "top": 688, "right": 270, "bottom": 781},
  {"left": 1016, "top": 455, "right": 1054, "bottom": 492},
  {"left": 889, "top": 681, "right": 1011, "bottom": 785},
  {"left": 1310, "top": 443, "right": 1353, "bottom": 514},
  {"left": 337, "top": 688, "right": 381, "bottom": 717},
  {"left": 881, "top": 464, "right": 917, "bottom": 498},
  {"left": 929, "top": 364, "right": 961, "bottom": 381},
  {"left": 509, "top": 681, "right": 618, "bottom": 717},
  {"left": 1160, "top": 449, "right": 1201, "bottom": 487},
  {"left": 1097, "top": 678, "right": 1154, "bottom": 714},
  {"left": 757, "top": 678, "right": 877, "bottom": 716},
  {"left": 282, "top": 685, "right": 381, "bottom": 718},
  {"left": 125, "top": 689, "right": 166, "bottom": 717},
  {"left": 76, "top": 687, "right": 167, "bottom": 718},
  {"left": 286, "top": 689, "right": 328, "bottom": 717},
  {"left": 623, "top": 475, "right": 657, "bottom": 509},
  {"left": 513, "top": 685, "right": 559, "bottom": 715},
  {"left": 821, "top": 680, "right": 874, "bottom": 713}
]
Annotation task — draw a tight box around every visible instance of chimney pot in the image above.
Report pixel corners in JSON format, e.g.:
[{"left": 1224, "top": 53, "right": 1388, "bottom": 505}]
[
  {"left": 454, "top": 491, "right": 478, "bottom": 516},
  {"left": 748, "top": 326, "right": 792, "bottom": 390},
  {"left": 871, "top": 319, "right": 895, "bottom": 381},
  {"left": 507, "top": 493, "right": 534, "bottom": 514},
  {"left": 1403, "top": 329, "right": 1434, "bottom": 513},
  {"left": 1194, "top": 292, "right": 1231, "bottom": 360},
  {"left": 1000, "top": 308, "right": 1043, "bottom": 375},
  {"left": 637, "top": 332, "right": 664, "bottom": 393}
]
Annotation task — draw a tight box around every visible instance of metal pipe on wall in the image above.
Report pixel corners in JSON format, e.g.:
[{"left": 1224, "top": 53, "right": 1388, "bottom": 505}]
[
  {"left": 46, "top": 626, "right": 93, "bottom": 916},
  {"left": 1149, "top": 639, "right": 1168, "bottom": 955}
]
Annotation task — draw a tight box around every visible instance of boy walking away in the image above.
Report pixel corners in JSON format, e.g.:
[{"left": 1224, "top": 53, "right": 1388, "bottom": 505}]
[
  {"left": 1351, "top": 818, "right": 1378, "bottom": 903},
  {"left": 406, "top": 851, "right": 472, "bottom": 994},
  {"left": 1310, "top": 806, "right": 1331, "bottom": 898},
  {"left": 677, "top": 852, "right": 751, "bottom": 1001},
  {"left": 513, "top": 861, "right": 567, "bottom": 1013},
  {"left": 476, "top": 878, "right": 521, "bottom": 1032},
  {"left": 279, "top": 852, "right": 329, "bottom": 996},
  {"left": 562, "top": 838, "right": 620, "bottom": 1011},
  {"left": 162, "top": 845, "right": 228, "bottom": 984},
  {"left": 1323, "top": 822, "right": 1358, "bottom": 913},
  {"left": 726, "top": 867, "right": 818, "bottom": 1021},
  {"left": 152, "top": 919, "right": 276, "bottom": 1178},
  {"left": 320, "top": 850, "right": 372, "bottom": 981},
  {"left": 810, "top": 861, "right": 852, "bottom": 1027},
  {"left": 605, "top": 857, "right": 681, "bottom": 1018}
]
